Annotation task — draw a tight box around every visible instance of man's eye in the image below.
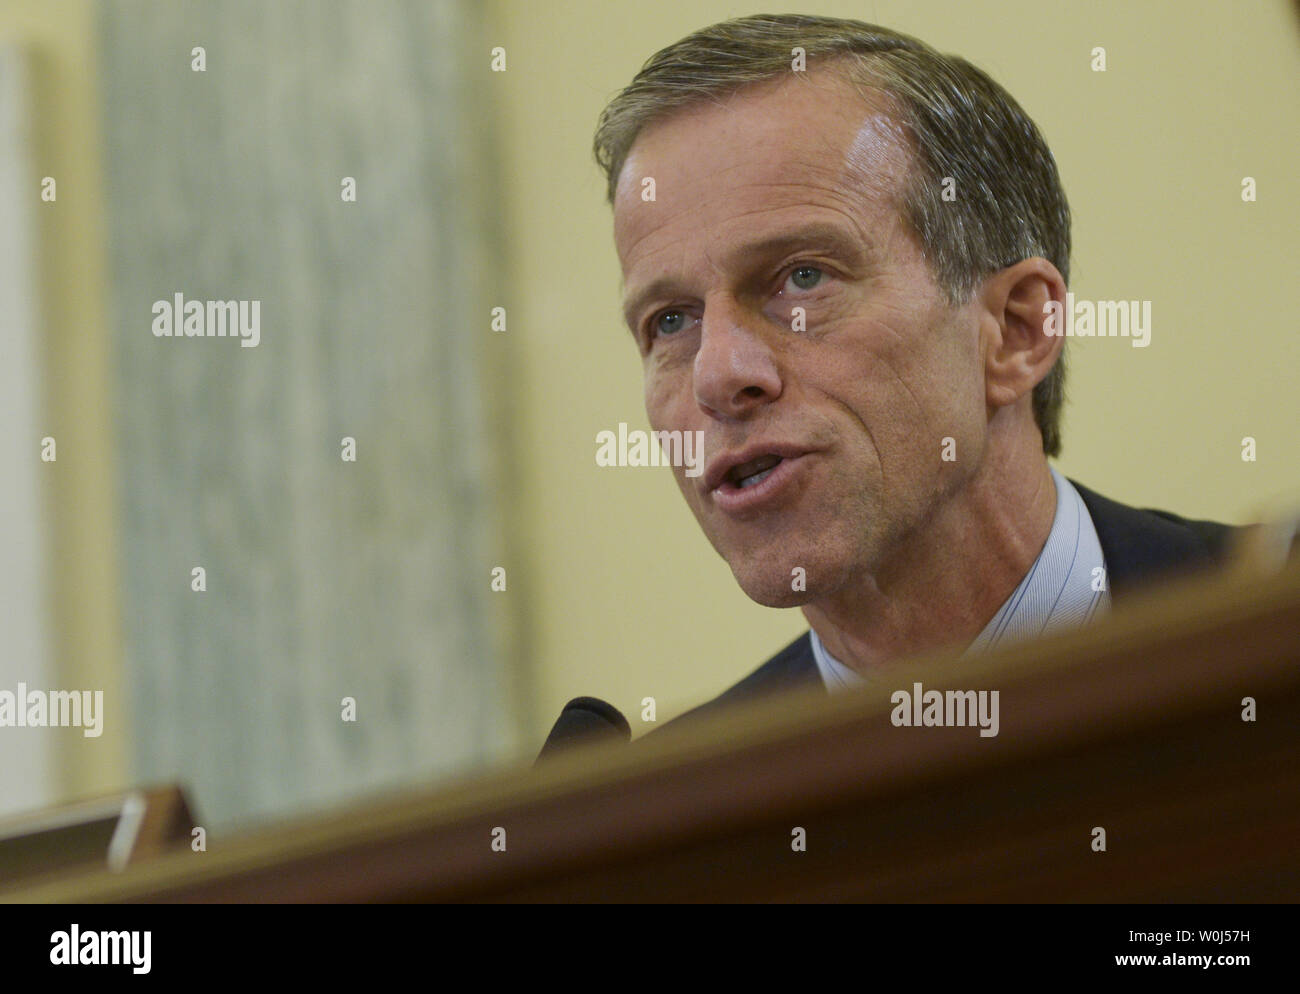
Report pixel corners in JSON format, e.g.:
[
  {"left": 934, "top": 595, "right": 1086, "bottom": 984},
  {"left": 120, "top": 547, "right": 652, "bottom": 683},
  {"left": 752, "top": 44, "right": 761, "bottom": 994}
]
[
  {"left": 788, "top": 265, "right": 824, "bottom": 291},
  {"left": 653, "top": 310, "right": 687, "bottom": 336}
]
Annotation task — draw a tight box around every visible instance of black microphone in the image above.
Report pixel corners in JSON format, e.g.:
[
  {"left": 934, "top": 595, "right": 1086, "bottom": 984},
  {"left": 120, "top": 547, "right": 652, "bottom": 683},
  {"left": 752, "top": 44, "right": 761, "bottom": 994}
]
[{"left": 534, "top": 696, "right": 631, "bottom": 764}]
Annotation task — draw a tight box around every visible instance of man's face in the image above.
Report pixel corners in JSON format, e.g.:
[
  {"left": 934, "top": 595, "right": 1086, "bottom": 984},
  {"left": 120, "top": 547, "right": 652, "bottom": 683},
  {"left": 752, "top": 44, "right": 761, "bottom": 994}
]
[{"left": 613, "top": 71, "right": 989, "bottom": 607}]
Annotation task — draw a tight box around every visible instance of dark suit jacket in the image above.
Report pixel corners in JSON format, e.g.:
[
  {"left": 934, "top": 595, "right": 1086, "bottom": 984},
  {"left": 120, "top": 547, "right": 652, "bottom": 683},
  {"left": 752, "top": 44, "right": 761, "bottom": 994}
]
[{"left": 651, "top": 477, "right": 1243, "bottom": 734}]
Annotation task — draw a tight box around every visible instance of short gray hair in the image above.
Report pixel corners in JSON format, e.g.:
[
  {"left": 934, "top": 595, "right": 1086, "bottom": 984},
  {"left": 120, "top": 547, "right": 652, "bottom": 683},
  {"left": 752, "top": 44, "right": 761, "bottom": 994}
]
[{"left": 594, "top": 14, "right": 1071, "bottom": 457}]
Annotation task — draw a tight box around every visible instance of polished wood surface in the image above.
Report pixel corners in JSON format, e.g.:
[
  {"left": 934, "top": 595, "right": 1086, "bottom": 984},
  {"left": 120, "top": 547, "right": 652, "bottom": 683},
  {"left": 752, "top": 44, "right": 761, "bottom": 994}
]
[{"left": 7, "top": 558, "right": 1298, "bottom": 902}]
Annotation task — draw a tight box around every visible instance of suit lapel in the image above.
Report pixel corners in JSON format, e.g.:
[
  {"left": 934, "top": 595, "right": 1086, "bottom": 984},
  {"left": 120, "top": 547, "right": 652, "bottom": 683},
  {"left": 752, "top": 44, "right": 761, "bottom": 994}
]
[{"left": 1068, "top": 477, "right": 1224, "bottom": 601}]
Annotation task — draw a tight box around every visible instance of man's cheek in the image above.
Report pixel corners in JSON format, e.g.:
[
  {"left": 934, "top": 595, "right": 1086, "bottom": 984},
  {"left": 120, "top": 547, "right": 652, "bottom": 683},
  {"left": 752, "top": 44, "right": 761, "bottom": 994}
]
[
  {"left": 646, "top": 393, "right": 696, "bottom": 448},
  {"left": 643, "top": 370, "right": 677, "bottom": 426}
]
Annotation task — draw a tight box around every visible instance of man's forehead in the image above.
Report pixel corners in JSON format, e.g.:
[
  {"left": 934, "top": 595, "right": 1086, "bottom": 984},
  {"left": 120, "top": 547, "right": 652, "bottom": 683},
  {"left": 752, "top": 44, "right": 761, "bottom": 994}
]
[{"left": 612, "top": 71, "right": 910, "bottom": 268}]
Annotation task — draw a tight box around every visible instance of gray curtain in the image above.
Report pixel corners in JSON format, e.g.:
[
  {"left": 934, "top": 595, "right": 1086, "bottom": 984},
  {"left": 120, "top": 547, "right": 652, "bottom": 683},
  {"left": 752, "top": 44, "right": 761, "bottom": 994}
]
[{"left": 98, "top": 0, "right": 517, "bottom": 832}]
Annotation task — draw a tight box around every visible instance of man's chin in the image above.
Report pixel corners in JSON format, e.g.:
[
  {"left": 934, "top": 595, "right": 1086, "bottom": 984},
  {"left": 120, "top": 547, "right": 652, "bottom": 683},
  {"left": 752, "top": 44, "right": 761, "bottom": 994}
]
[{"left": 728, "top": 564, "right": 817, "bottom": 609}]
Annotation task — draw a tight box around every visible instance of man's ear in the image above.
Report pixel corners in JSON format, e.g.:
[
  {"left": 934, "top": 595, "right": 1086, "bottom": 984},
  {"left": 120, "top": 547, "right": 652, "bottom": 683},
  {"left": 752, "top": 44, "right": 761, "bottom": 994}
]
[{"left": 977, "top": 257, "right": 1067, "bottom": 410}]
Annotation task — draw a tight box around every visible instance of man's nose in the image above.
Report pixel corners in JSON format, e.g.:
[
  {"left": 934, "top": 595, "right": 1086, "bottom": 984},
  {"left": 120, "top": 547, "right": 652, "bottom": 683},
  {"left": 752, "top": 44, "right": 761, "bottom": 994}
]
[{"left": 692, "top": 297, "right": 783, "bottom": 420}]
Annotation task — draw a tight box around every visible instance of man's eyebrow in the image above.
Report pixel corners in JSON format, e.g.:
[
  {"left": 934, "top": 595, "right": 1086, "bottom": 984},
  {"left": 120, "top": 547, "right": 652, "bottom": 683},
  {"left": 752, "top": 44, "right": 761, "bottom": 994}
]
[{"left": 620, "top": 222, "right": 870, "bottom": 330}]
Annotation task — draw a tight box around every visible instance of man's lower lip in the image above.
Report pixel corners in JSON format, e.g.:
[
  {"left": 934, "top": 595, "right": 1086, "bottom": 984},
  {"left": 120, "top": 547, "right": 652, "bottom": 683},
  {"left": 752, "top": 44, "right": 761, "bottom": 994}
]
[{"left": 711, "top": 455, "right": 805, "bottom": 513}]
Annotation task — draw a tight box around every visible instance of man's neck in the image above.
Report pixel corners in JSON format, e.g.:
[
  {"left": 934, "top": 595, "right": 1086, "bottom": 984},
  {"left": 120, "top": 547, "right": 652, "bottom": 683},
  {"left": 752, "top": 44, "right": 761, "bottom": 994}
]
[{"left": 801, "top": 441, "right": 1058, "bottom": 677}]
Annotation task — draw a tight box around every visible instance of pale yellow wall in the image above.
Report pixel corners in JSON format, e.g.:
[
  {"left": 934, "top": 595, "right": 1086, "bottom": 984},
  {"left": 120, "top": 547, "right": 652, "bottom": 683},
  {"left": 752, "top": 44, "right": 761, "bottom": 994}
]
[
  {"left": 0, "top": 0, "right": 125, "bottom": 798},
  {"left": 485, "top": 0, "right": 1300, "bottom": 746}
]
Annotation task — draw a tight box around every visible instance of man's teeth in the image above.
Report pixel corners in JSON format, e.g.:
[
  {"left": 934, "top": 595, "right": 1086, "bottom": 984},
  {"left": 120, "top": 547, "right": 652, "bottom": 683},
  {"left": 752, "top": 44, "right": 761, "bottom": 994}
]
[
  {"left": 737, "top": 464, "right": 779, "bottom": 488},
  {"left": 727, "top": 454, "right": 783, "bottom": 488}
]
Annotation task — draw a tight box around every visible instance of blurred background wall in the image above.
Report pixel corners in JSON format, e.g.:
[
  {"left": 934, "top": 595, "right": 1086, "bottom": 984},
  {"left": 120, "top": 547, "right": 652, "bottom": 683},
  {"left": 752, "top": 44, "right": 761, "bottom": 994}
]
[
  {"left": 0, "top": 0, "right": 120, "bottom": 820},
  {"left": 0, "top": 0, "right": 1295, "bottom": 832},
  {"left": 0, "top": 42, "right": 53, "bottom": 817},
  {"left": 0, "top": 0, "right": 524, "bottom": 833},
  {"left": 95, "top": 0, "right": 520, "bottom": 832}
]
